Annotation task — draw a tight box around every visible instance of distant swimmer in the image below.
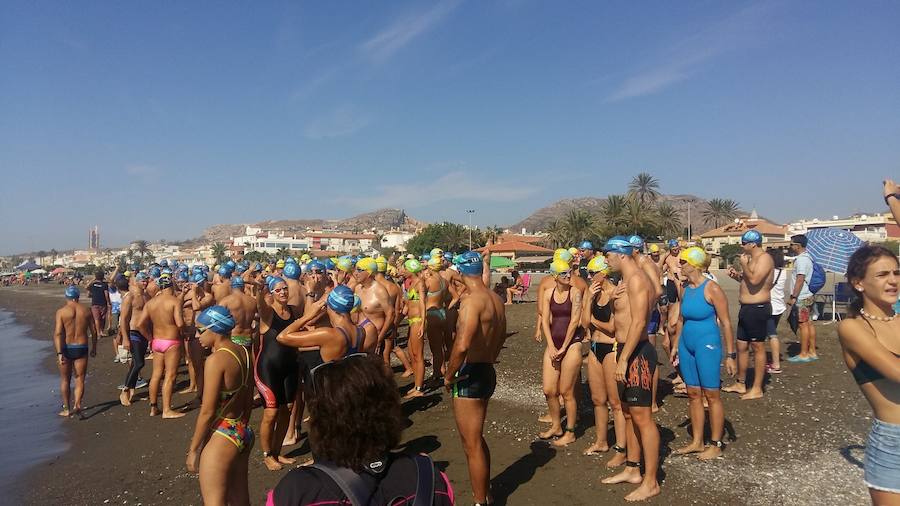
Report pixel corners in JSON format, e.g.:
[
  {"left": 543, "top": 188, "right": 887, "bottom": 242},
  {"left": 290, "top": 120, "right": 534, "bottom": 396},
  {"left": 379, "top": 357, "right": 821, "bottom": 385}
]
[
  {"left": 213, "top": 265, "right": 233, "bottom": 303},
  {"left": 54, "top": 285, "right": 98, "bottom": 418},
  {"left": 180, "top": 272, "right": 214, "bottom": 399},
  {"left": 444, "top": 252, "right": 507, "bottom": 506},
  {"left": 136, "top": 276, "right": 187, "bottom": 419}
]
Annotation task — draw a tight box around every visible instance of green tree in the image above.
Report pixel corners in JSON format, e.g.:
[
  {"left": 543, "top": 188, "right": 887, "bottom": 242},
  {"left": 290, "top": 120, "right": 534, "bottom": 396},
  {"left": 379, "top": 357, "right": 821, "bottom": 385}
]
[
  {"left": 655, "top": 202, "right": 682, "bottom": 238},
  {"left": 562, "top": 209, "right": 602, "bottom": 246},
  {"left": 600, "top": 194, "right": 629, "bottom": 235},
  {"left": 703, "top": 198, "right": 741, "bottom": 229},
  {"left": 275, "top": 247, "right": 290, "bottom": 260},
  {"left": 484, "top": 226, "right": 504, "bottom": 245},
  {"left": 627, "top": 172, "right": 661, "bottom": 206},
  {"left": 244, "top": 251, "right": 268, "bottom": 264},
  {"left": 211, "top": 242, "right": 228, "bottom": 265},
  {"left": 720, "top": 243, "right": 742, "bottom": 267},
  {"left": 543, "top": 220, "right": 569, "bottom": 249},
  {"left": 134, "top": 240, "right": 150, "bottom": 265},
  {"left": 405, "top": 222, "right": 483, "bottom": 254}
]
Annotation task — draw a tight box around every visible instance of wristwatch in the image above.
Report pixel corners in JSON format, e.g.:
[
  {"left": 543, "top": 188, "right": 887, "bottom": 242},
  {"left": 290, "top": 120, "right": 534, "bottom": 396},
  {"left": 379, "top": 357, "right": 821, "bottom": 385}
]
[
  {"left": 727, "top": 352, "right": 736, "bottom": 359},
  {"left": 885, "top": 193, "right": 900, "bottom": 206}
]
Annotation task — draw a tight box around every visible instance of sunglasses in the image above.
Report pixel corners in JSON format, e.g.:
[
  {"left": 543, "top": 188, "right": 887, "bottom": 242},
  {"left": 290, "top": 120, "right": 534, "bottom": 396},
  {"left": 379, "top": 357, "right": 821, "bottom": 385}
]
[
  {"left": 309, "top": 352, "right": 369, "bottom": 394},
  {"left": 272, "top": 287, "right": 288, "bottom": 294},
  {"left": 556, "top": 272, "right": 571, "bottom": 279}
]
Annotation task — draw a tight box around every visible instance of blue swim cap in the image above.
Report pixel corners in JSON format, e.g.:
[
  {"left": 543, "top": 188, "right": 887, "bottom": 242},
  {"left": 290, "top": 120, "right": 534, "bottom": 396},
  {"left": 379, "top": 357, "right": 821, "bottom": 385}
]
[
  {"left": 160, "top": 259, "right": 169, "bottom": 267},
  {"left": 217, "top": 266, "right": 232, "bottom": 278},
  {"left": 282, "top": 262, "right": 301, "bottom": 280},
  {"left": 579, "top": 240, "right": 594, "bottom": 250},
  {"left": 225, "top": 260, "right": 236, "bottom": 269},
  {"left": 64, "top": 285, "right": 80, "bottom": 300},
  {"left": 231, "top": 276, "right": 245, "bottom": 289},
  {"left": 254, "top": 262, "right": 263, "bottom": 272},
  {"left": 741, "top": 230, "right": 763, "bottom": 245},
  {"left": 161, "top": 268, "right": 173, "bottom": 276},
  {"left": 196, "top": 305, "right": 235, "bottom": 335},
  {"left": 136, "top": 272, "right": 148, "bottom": 281},
  {"left": 667, "top": 239, "right": 679, "bottom": 248},
  {"left": 177, "top": 270, "right": 189, "bottom": 282},
  {"left": 235, "top": 265, "right": 247, "bottom": 275},
  {"left": 308, "top": 260, "right": 326, "bottom": 273},
  {"left": 326, "top": 285, "right": 355, "bottom": 314},
  {"left": 454, "top": 251, "right": 484, "bottom": 276},
  {"left": 191, "top": 273, "right": 206, "bottom": 284},
  {"left": 267, "top": 276, "right": 285, "bottom": 292},
  {"left": 157, "top": 276, "right": 174, "bottom": 289},
  {"left": 286, "top": 256, "right": 297, "bottom": 264},
  {"left": 323, "top": 258, "right": 336, "bottom": 271},
  {"left": 422, "top": 254, "right": 431, "bottom": 261},
  {"left": 627, "top": 235, "right": 645, "bottom": 251},
  {"left": 603, "top": 236, "right": 634, "bottom": 255},
  {"left": 443, "top": 252, "right": 453, "bottom": 261},
  {"left": 149, "top": 266, "right": 161, "bottom": 278}
]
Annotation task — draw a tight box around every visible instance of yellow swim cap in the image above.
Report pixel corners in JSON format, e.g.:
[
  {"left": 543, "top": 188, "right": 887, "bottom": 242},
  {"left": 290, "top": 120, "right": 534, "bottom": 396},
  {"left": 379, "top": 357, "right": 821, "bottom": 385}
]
[
  {"left": 568, "top": 247, "right": 579, "bottom": 257},
  {"left": 430, "top": 248, "right": 444, "bottom": 259},
  {"left": 300, "top": 254, "right": 311, "bottom": 263},
  {"left": 336, "top": 256, "right": 355, "bottom": 273},
  {"left": 124, "top": 271, "right": 132, "bottom": 277},
  {"left": 375, "top": 256, "right": 388, "bottom": 273},
  {"left": 387, "top": 265, "right": 398, "bottom": 276},
  {"left": 427, "top": 256, "right": 443, "bottom": 271},
  {"left": 554, "top": 248, "right": 574, "bottom": 263},
  {"left": 276, "top": 260, "right": 285, "bottom": 268},
  {"left": 356, "top": 257, "right": 377, "bottom": 274},
  {"left": 648, "top": 244, "right": 660, "bottom": 254},
  {"left": 550, "top": 260, "right": 571, "bottom": 275},
  {"left": 679, "top": 247, "right": 707, "bottom": 270},
  {"left": 586, "top": 256, "right": 610, "bottom": 275}
]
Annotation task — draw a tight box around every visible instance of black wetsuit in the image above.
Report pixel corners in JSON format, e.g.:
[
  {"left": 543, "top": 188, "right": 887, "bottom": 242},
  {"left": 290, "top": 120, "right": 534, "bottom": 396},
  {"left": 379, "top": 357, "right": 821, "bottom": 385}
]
[{"left": 254, "top": 307, "right": 299, "bottom": 408}]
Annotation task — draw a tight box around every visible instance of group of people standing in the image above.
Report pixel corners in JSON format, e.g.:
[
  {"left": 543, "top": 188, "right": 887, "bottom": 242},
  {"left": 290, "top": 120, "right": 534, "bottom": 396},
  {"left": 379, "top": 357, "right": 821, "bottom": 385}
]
[{"left": 52, "top": 249, "right": 506, "bottom": 505}]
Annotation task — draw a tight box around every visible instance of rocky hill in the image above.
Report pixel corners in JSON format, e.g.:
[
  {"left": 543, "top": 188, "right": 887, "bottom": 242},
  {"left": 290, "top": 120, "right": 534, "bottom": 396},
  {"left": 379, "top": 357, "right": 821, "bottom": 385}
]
[
  {"left": 511, "top": 194, "right": 725, "bottom": 236},
  {"left": 200, "top": 209, "right": 422, "bottom": 242}
]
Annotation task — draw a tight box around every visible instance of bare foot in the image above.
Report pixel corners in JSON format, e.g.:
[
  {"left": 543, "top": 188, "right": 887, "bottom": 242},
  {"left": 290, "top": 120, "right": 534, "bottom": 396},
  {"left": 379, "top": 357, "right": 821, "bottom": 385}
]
[
  {"left": 263, "top": 456, "right": 283, "bottom": 471},
  {"left": 673, "top": 442, "right": 704, "bottom": 455},
  {"left": 403, "top": 389, "right": 425, "bottom": 399},
  {"left": 119, "top": 390, "right": 132, "bottom": 407},
  {"left": 58, "top": 407, "right": 70, "bottom": 417},
  {"left": 298, "top": 458, "right": 314, "bottom": 467},
  {"left": 601, "top": 468, "right": 642, "bottom": 485},
  {"left": 584, "top": 442, "right": 609, "bottom": 455},
  {"left": 697, "top": 446, "right": 722, "bottom": 461},
  {"left": 538, "top": 427, "right": 563, "bottom": 440},
  {"left": 282, "top": 435, "right": 298, "bottom": 447},
  {"left": 552, "top": 430, "right": 576, "bottom": 447},
  {"left": 537, "top": 413, "right": 552, "bottom": 423},
  {"left": 740, "top": 389, "right": 764, "bottom": 400},
  {"left": 277, "top": 455, "right": 296, "bottom": 465},
  {"left": 607, "top": 451, "right": 627, "bottom": 468},
  {"left": 149, "top": 404, "right": 160, "bottom": 417},
  {"left": 651, "top": 404, "right": 660, "bottom": 414},
  {"left": 177, "top": 386, "right": 198, "bottom": 395},
  {"left": 162, "top": 410, "right": 187, "bottom": 419},
  {"left": 624, "top": 481, "right": 660, "bottom": 502},
  {"left": 401, "top": 369, "right": 414, "bottom": 378},
  {"left": 722, "top": 383, "right": 746, "bottom": 394}
]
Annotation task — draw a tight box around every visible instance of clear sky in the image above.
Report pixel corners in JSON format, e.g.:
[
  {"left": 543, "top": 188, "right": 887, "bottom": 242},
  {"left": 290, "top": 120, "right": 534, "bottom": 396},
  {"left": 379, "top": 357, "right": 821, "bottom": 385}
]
[{"left": 2, "top": 1, "right": 899, "bottom": 255}]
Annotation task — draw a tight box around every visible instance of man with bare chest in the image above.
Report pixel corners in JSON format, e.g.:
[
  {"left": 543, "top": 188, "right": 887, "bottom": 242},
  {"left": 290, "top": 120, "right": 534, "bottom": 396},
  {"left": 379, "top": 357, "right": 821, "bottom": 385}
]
[
  {"left": 136, "top": 276, "right": 186, "bottom": 419},
  {"left": 54, "top": 285, "right": 98, "bottom": 417}
]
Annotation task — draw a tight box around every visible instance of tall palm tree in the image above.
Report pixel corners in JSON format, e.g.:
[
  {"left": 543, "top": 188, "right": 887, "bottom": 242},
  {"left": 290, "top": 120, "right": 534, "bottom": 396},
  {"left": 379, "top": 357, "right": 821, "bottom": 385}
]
[
  {"left": 562, "top": 209, "right": 601, "bottom": 246},
  {"left": 655, "top": 202, "right": 682, "bottom": 238},
  {"left": 135, "top": 240, "right": 150, "bottom": 264},
  {"left": 211, "top": 242, "right": 228, "bottom": 265},
  {"left": 627, "top": 172, "right": 661, "bottom": 206},
  {"left": 623, "top": 198, "right": 658, "bottom": 236},
  {"left": 703, "top": 198, "right": 741, "bottom": 228},
  {"left": 543, "top": 220, "right": 569, "bottom": 249},
  {"left": 484, "top": 226, "right": 504, "bottom": 246},
  {"left": 601, "top": 194, "right": 629, "bottom": 235},
  {"left": 49, "top": 249, "right": 58, "bottom": 264}
]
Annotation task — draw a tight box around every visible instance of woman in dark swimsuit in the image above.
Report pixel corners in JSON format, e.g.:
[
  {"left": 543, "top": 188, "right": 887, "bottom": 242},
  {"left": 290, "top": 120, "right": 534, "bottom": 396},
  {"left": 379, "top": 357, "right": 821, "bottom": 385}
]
[
  {"left": 254, "top": 277, "right": 299, "bottom": 471},
  {"left": 837, "top": 245, "right": 900, "bottom": 502},
  {"left": 277, "top": 285, "right": 365, "bottom": 393},
  {"left": 539, "top": 260, "right": 584, "bottom": 447},
  {"left": 581, "top": 256, "right": 627, "bottom": 467}
]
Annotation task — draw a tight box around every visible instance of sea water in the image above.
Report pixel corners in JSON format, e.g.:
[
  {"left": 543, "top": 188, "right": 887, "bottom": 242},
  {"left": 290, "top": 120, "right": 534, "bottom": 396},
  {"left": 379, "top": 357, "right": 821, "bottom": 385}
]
[{"left": 0, "top": 309, "right": 68, "bottom": 497}]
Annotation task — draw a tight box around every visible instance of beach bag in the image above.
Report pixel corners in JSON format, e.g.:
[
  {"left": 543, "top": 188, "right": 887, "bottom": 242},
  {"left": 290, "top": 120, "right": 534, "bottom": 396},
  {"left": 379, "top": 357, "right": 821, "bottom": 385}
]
[
  {"left": 311, "top": 454, "right": 436, "bottom": 506},
  {"left": 808, "top": 260, "right": 826, "bottom": 294}
]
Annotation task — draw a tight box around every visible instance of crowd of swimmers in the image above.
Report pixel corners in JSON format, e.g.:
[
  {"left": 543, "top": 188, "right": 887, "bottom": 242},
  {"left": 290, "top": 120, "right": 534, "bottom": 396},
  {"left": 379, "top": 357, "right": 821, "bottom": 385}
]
[{"left": 47, "top": 181, "right": 900, "bottom": 505}]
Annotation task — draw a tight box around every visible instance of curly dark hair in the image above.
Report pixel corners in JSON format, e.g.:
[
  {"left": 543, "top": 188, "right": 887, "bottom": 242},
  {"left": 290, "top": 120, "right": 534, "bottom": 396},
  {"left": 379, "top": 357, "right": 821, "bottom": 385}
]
[
  {"left": 846, "top": 244, "right": 898, "bottom": 318},
  {"left": 308, "top": 354, "right": 404, "bottom": 471}
]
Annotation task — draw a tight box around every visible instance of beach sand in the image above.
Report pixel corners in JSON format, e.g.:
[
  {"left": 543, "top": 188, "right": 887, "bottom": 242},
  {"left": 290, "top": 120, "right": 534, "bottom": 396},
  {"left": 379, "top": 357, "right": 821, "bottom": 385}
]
[{"left": 1, "top": 279, "right": 871, "bottom": 505}]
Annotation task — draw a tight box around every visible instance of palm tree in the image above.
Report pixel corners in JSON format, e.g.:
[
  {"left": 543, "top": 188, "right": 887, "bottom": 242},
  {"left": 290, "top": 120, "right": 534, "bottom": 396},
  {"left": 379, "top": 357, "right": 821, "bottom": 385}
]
[
  {"left": 623, "top": 198, "right": 658, "bottom": 236},
  {"left": 36, "top": 250, "right": 47, "bottom": 266},
  {"left": 543, "top": 220, "right": 569, "bottom": 249},
  {"left": 49, "top": 249, "right": 58, "bottom": 264},
  {"left": 655, "top": 202, "right": 682, "bottom": 238},
  {"left": 275, "top": 247, "right": 289, "bottom": 260},
  {"left": 562, "top": 209, "right": 601, "bottom": 246},
  {"left": 600, "top": 194, "right": 629, "bottom": 235},
  {"left": 484, "top": 226, "right": 504, "bottom": 246},
  {"left": 440, "top": 222, "right": 476, "bottom": 251},
  {"left": 211, "top": 242, "right": 228, "bottom": 265},
  {"left": 703, "top": 198, "right": 741, "bottom": 228},
  {"left": 627, "top": 172, "right": 661, "bottom": 206},
  {"left": 135, "top": 240, "right": 150, "bottom": 264}
]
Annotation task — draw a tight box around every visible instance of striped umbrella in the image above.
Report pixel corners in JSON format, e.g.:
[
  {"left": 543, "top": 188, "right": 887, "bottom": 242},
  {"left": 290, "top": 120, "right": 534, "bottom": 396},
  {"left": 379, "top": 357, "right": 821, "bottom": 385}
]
[{"left": 805, "top": 228, "right": 864, "bottom": 274}]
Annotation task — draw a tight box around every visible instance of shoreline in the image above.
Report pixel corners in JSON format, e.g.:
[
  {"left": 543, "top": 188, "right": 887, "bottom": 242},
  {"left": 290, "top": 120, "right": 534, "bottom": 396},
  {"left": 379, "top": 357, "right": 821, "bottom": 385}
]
[{"left": 2, "top": 283, "right": 873, "bottom": 505}]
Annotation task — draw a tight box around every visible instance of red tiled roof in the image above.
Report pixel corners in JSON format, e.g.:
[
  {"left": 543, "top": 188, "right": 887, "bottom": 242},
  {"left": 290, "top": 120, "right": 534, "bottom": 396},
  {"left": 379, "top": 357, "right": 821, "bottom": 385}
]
[
  {"left": 306, "top": 233, "right": 377, "bottom": 240},
  {"left": 477, "top": 241, "right": 553, "bottom": 254},
  {"left": 700, "top": 218, "right": 787, "bottom": 238}
]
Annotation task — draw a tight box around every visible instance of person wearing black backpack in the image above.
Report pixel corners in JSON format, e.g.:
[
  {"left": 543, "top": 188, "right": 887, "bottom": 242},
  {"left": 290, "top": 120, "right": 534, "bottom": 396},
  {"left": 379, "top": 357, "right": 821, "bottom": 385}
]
[
  {"left": 786, "top": 235, "right": 819, "bottom": 363},
  {"left": 267, "top": 354, "right": 454, "bottom": 506}
]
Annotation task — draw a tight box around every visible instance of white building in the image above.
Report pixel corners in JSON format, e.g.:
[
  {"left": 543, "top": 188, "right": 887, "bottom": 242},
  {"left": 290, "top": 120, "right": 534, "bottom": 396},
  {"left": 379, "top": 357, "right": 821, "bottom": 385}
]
[
  {"left": 231, "top": 227, "right": 311, "bottom": 255},
  {"left": 306, "top": 232, "right": 377, "bottom": 255},
  {"left": 380, "top": 230, "right": 415, "bottom": 252},
  {"left": 787, "top": 213, "right": 900, "bottom": 243}
]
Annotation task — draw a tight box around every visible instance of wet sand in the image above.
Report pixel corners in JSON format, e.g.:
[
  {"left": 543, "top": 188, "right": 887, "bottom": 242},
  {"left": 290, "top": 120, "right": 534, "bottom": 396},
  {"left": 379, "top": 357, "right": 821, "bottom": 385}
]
[{"left": 2, "top": 278, "right": 871, "bottom": 505}]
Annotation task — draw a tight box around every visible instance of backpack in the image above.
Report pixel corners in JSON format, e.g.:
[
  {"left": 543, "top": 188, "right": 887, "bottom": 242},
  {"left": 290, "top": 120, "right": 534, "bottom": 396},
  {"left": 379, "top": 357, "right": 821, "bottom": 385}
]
[
  {"left": 311, "top": 454, "right": 436, "bottom": 506},
  {"left": 808, "top": 259, "right": 826, "bottom": 294}
]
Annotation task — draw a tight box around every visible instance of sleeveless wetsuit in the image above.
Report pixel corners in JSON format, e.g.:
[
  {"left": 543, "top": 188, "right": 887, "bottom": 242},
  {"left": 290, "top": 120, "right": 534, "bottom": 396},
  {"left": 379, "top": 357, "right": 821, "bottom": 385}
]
[
  {"left": 254, "top": 307, "right": 299, "bottom": 408},
  {"left": 549, "top": 288, "right": 583, "bottom": 349},
  {"left": 679, "top": 279, "right": 722, "bottom": 389}
]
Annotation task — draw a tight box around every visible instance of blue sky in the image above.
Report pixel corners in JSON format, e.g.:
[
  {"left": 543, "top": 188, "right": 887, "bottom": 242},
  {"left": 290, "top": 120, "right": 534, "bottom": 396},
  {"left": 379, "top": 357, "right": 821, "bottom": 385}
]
[{"left": 2, "top": 1, "right": 899, "bottom": 254}]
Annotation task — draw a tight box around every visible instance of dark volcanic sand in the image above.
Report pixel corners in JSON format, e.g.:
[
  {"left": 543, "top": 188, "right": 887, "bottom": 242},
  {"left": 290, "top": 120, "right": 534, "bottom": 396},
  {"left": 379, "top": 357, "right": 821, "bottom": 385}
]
[{"left": 1, "top": 278, "right": 870, "bottom": 505}]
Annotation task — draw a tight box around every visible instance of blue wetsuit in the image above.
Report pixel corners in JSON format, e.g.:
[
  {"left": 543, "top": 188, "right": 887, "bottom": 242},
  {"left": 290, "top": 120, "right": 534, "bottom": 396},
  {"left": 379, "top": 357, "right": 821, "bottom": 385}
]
[{"left": 678, "top": 279, "right": 722, "bottom": 389}]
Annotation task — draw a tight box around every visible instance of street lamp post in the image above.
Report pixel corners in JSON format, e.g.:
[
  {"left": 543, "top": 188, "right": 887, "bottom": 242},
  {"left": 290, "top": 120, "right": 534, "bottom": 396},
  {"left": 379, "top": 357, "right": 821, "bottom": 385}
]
[{"left": 466, "top": 209, "right": 476, "bottom": 249}]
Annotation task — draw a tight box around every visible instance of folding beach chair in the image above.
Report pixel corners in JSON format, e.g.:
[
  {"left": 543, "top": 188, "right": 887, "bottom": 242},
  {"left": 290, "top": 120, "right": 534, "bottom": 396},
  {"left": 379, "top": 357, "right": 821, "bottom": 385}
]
[{"left": 515, "top": 273, "right": 532, "bottom": 303}]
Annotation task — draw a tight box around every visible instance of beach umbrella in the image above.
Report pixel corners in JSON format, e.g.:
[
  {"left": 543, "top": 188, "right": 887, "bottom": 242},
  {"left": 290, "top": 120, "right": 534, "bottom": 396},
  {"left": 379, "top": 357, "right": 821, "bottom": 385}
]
[
  {"left": 490, "top": 256, "right": 516, "bottom": 269},
  {"left": 805, "top": 228, "right": 864, "bottom": 274}
]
